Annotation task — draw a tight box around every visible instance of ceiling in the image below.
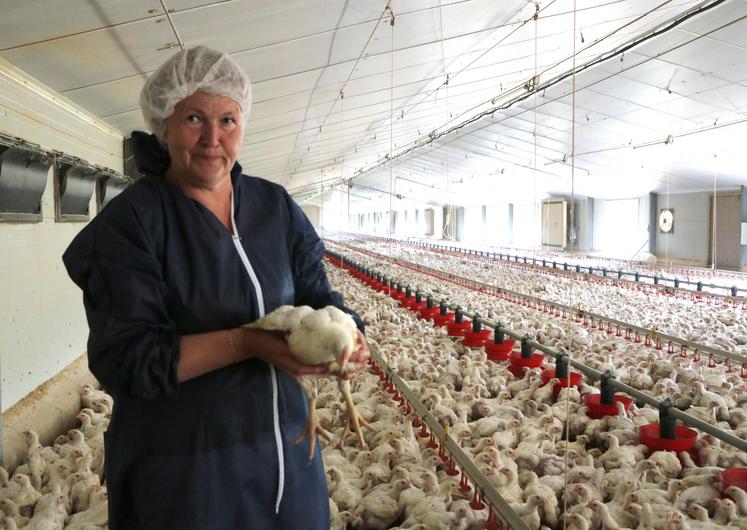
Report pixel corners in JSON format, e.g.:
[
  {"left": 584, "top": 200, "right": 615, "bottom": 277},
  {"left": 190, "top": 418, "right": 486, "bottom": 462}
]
[{"left": 1, "top": 0, "right": 746, "bottom": 207}]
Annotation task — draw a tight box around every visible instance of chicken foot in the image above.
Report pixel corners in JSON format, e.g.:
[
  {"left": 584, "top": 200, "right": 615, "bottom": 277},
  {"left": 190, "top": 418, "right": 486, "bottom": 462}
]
[
  {"left": 295, "top": 396, "right": 333, "bottom": 462},
  {"left": 338, "top": 378, "right": 371, "bottom": 448}
]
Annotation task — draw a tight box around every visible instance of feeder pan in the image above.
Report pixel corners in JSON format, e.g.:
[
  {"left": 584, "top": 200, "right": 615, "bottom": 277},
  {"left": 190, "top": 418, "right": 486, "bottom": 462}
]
[
  {"left": 433, "top": 312, "right": 456, "bottom": 327},
  {"left": 408, "top": 300, "right": 427, "bottom": 313},
  {"left": 638, "top": 423, "right": 698, "bottom": 452},
  {"left": 721, "top": 468, "right": 747, "bottom": 493},
  {"left": 418, "top": 307, "right": 440, "bottom": 320},
  {"left": 462, "top": 329, "right": 492, "bottom": 347},
  {"left": 507, "top": 351, "right": 544, "bottom": 377},
  {"left": 584, "top": 393, "right": 633, "bottom": 419},
  {"left": 541, "top": 369, "right": 583, "bottom": 396},
  {"left": 485, "top": 339, "right": 515, "bottom": 361},
  {"left": 391, "top": 290, "right": 406, "bottom": 301},
  {"left": 399, "top": 296, "right": 416, "bottom": 308},
  {"left": 447, "top": 320, "right": 472, "bottom": 337}
]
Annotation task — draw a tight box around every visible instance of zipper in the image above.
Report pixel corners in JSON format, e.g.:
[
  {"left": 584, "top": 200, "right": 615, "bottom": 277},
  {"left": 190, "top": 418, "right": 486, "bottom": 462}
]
[{"left": 229, "top": 187, "right": 285, "bottom": 514}]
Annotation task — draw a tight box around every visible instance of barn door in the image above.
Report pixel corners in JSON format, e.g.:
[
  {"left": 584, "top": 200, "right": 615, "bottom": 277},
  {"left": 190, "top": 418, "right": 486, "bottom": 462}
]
[
  {"left": 709, "top": 192, "right": 741, "bottom": 270},
  {"left": 541, "top": 199, "right": 567, "bottom": 249}
]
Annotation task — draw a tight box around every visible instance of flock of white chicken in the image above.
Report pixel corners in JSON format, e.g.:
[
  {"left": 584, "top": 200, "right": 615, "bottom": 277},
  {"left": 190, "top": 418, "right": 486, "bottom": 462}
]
[
  {"left": 3, "top": 237, "right": 747, "bottom": 530},
  {"left": 419, "top": 243, "right": 747, "bottom": 295},
  {"left": 346, "top": 241, "right": 747, "bottom": 356},
  {"left": 0, "top": 385, "right": 110, "bottom": 530},
  {"left": 320, "top": 242, "right": 747, "bottom": 529}
]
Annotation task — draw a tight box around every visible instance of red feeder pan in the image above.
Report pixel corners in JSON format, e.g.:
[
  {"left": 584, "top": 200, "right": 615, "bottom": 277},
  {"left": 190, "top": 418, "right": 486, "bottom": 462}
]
[
  {"left": 485, "top": 339, "right": 515, "bottom": 361},
  {"left": 541, "top": 369, "right": 583, "bottom": 396},
  {"left": 391, "top": 290, "right": 406, "bottom": 301},
  {"left": 721, "top": 468, "right": 747, "bottom": 492},
  {"left": 583, "top": 393, "right": 633, "bottom": 419},
  {"left": 638, "top": 423, "right": 698, "bottom": 452},
  {"left": 462, "top": 329, "right": 492, "bottom": 347},
  {"left": 507, "top": 351, "right": 545, "bottom": 377},
  {"left": 398, "top": 296, "right": 415, "bottom": 307},
  {"left": 447, "top": 320, "right": 472, "bottom": 337},
  {"left": 418, "top": 307, "right": 439, "bottom": 320},
  {"left": 433, "top": 312, "right": 456, "bottom": 327},
  {"left": 408, "top": 300, "right": 427, "bottom": 313}
]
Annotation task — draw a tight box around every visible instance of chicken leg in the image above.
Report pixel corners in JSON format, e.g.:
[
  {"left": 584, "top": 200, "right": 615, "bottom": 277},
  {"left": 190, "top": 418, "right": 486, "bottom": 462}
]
[
  {"left": 338, "top": 378, "right": 371, "bottom": 448},
  {"left": 295, "top": 379, "right": 333, "bottom": 462}
]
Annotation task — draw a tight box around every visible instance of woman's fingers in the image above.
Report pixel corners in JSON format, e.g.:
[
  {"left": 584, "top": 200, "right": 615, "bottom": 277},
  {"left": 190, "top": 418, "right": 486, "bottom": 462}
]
[
  {"left": 242, "top": 328, "right": 328, "bottom": 377},
  {"left": 348, "top": 331, "right": 371, "bottom": 364},
  {"left": 341, "top": 331, "right": 370, "bottom": 379}
]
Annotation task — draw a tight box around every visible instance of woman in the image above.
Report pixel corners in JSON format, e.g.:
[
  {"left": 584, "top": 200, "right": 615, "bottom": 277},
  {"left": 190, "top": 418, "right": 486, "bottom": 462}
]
[{"left": 63, "top": 46, "right": 368, "bottom": 530}]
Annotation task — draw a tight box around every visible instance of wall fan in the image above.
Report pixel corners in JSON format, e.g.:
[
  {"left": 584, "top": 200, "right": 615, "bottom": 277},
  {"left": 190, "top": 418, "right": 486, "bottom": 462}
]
[{"left": 659, "top": 208, "right": 674, "bottom": 234}]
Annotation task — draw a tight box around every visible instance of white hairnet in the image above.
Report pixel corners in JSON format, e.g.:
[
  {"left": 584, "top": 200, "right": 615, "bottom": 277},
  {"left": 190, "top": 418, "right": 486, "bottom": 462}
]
[{"left": 140, "top": 45, "right": 252, "bottom": 141}]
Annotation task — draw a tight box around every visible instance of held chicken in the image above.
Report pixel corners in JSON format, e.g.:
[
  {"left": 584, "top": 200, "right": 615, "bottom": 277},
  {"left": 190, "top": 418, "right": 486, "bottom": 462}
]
[{"left": 247, "top": 305, "right": 370, "bottom": 460}]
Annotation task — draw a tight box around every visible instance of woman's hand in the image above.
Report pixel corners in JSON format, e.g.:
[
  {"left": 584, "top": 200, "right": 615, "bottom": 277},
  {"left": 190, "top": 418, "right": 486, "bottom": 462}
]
[
  {"left": 239, "top": 327, "right": 328, "bottom": 378},
  {"left": 342, "top": 330, "right": 370, "bottom": 380}
]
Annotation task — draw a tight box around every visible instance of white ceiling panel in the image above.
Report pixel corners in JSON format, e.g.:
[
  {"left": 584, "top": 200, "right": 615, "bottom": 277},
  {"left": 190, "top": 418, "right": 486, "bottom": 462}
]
[
  {"left": 103, "top": 109, "right": 146, "bottom": 133},
  {"left": 251, "top": 69, "right": 320, "bottom": 103},
  {"left": 62, "top": 75, "right": 147, "bottom": 119},
  {"left": 686, "top": 81, "right": 747, "bottom": 111},
  {"left": 0, "top": 0, "right": 745, "bottom": 202},
  {"left": 250, "top": 93, "right": 310, "bottom": 122},
  {"left": 247, "top": 108, "right": 307, "bottom": 135},
  {"left": 0, "top": 22, "right": 173, "bottom": 92},
  {"left": 232, "top": 33, "right": 334, "bottom": 85},
  {"left": 172, "top": 0, "right": 346, "bottom": 54},
  {"left": 675, "top": 0, "right": 747, "bottom": 35},
  {"left": 0, "top": 0, "right": 169, "bottom": 50}
]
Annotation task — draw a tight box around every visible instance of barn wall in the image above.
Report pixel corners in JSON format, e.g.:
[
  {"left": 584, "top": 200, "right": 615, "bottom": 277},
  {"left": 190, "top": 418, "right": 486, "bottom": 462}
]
[
  {"left": 654, "top": 191, "right": 710, "bottom": 264},
  {"left": 0, "top": 56, "right": 123, "bottom": 412}
]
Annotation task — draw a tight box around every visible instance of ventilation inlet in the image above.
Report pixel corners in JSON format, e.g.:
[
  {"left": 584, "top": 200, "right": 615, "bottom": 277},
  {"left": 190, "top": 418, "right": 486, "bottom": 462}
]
[
  {"left": 55, "top": 164, "right": 97, "bottom": 221},
  {"left": 0, "top": 146, "right": 51, "bottom": 222},
  {"left": 97, "top": 176, "right": 129, "bottom": 211}
]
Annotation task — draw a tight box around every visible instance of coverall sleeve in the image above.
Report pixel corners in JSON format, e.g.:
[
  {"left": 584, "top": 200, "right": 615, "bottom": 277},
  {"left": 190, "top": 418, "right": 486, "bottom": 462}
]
[
  {"left": 285, "top": 194, "right": 365, "bottom": 333},
  {"left": 63, "top": 201, "right": 180, "bottom": 399}
]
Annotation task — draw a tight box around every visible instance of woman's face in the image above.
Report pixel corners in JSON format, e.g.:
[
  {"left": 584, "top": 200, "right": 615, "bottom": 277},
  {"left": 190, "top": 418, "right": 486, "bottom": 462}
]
[{"left": 163, "top": 91, "right": 243, "bottom": 189}]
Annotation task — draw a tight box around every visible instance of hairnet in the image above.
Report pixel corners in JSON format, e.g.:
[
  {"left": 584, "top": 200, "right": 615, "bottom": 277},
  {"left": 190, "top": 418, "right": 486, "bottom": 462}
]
[{"left": 140, "top": 45, "right": 252, "bottom": 141}]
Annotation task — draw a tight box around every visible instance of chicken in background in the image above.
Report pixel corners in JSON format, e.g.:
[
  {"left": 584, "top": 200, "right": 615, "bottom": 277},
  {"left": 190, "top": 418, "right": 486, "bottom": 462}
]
[{"left": 247, "top": 305, "right": 370, "bottom": 460}]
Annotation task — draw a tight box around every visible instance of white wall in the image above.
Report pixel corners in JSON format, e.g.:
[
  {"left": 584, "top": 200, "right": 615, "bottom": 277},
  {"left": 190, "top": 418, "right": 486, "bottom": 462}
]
[
  {"left": 1, "top": 56, "right": 123, "bottom": 411},
  {"left": 300, "top": 205, "right": 320, "bottom": 230},
  {"left": 462, "top": 206, "right": 484, "bottom": 243},
  {"left": 0, "top": 56, "right": 122, "bottom": 170},
  {"left": 655, "top": 192, "right": 710, "bottom": 263},
  {"left": 511, "top": 202, "right": 541, "bottom": 249},
  {"left": 484, "top": 204, "right": 510, "bottom": 245},
  {"left": 0, "top": 171, "right": 100, "bottom": 412},
  {"left": 593, "top": 197, "right": 649, "bottom": 258}
]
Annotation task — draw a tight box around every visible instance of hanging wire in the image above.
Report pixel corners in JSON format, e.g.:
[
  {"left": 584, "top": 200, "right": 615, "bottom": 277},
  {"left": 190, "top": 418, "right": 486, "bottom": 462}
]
[
  {"left": 340, "top": 89, "right": 350, "bottom": 232},
  {"left": 319, "top": 167, "right": 324, "bottom": 234},
  {"left": 533, "top": 2, "right": 541, "bottom": 257},
  {"left": 438, "top": 0, "right": 453, "bottom": 241},
  {"left": 347, "top": 0, "right": 734, "bottom": 188},
  {"left": 562, "top": 2, "right": 577, "bottom": 526},
  {"left": 289, "top": 1, "right": 393, "bottom": 182},
  {"left": 712, "top": 173, "right": 718, "bottom": 270},
  {"left": 387, "top": 6, "right": 395, "bottom": 237},
  {"left": 340, "top": 88, "right": 346, "bottom": 231},
  {"left": 665, "top": 172, "right": 670, "bottom": 266}
]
